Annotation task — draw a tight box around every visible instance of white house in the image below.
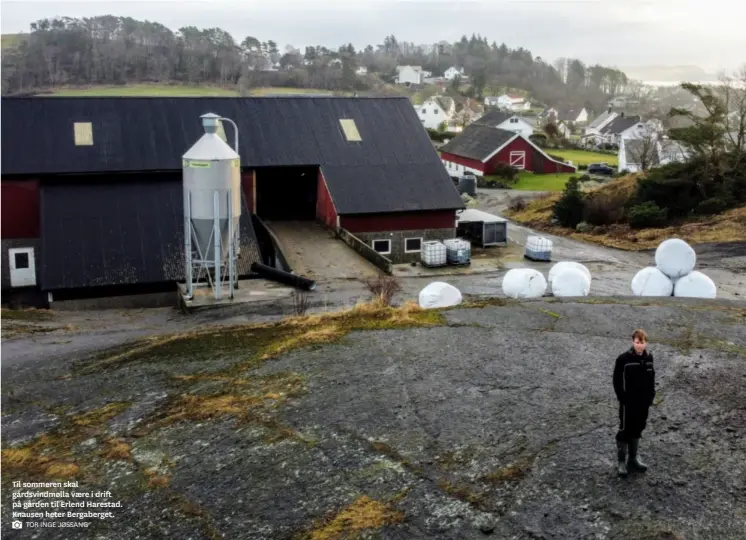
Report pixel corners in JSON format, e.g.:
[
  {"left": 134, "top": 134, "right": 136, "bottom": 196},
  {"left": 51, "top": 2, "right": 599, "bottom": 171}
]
[
  {"left": 584, "top": 109, "right": 619, "bottom": 137},
  {"left": 557, "top": 121, "right": 572, "bottom": 138},
  {"left": 395, "top": 65, "right": 424, "bottom": 85},
  {"left": 416, "top": 97, "right": 456, "bottom": 130},
  {"left": 474, "top": 110, "right": 535, "bottom": 137},
  {"left": 583, "top": 114, "right": 655, "bottom": 147},
  {"left": 491, "top": 94, "right": 531, "bottom": 111},
  {"left": 443, "top": 66, "right": 464, "bottom": 81},
  {"left": 356, "top": 66, "right": 368, "bottom": 76},
  {"left": 619, "top": 137, "right": 690, "bottom": 173},
  {"left": 555, "top": 108, "right": 589, "bottom": 124}
]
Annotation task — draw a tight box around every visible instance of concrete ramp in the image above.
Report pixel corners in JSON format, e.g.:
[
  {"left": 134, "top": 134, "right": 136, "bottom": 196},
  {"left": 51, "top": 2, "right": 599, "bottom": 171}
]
[{"left": 265, "top": 221, "right": 382, "bottom": 280}]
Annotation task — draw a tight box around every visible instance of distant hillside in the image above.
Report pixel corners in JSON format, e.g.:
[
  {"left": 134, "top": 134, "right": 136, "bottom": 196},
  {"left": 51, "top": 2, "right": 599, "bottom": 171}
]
[
  {"left": 1, "top": 33, "right": 27, "bottom": 50},
  {"left": 619, "top": 65, "right": 719, "bottom": 83}
]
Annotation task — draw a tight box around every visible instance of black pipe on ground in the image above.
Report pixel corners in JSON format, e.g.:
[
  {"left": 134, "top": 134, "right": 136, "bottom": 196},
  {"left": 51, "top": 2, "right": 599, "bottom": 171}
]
[{"left": 250, "top": 262, "right": 316, "bottom": 291}]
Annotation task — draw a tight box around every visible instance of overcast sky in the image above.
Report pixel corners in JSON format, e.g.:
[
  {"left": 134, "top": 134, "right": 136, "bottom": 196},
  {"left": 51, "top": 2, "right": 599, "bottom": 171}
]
[{"left": 2, "top": 0, "right": 744, "bottom": 72}]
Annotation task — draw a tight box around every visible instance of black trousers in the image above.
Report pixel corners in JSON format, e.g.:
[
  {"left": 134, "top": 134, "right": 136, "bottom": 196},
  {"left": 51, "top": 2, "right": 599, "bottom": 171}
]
[{"left": 616, "top": 403, "right": 649, "bottom": 442}]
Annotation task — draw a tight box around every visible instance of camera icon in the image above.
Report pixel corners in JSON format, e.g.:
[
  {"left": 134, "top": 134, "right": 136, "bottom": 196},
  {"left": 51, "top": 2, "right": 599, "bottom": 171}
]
[{"left": 12, "top": 520, "right": 23, "bottom": 529}]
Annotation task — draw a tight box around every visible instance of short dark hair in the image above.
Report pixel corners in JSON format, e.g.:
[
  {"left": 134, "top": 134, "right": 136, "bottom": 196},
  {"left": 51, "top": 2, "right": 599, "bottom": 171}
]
[{"left": 632, "top": 329, "right": 648, "bottom": 342}]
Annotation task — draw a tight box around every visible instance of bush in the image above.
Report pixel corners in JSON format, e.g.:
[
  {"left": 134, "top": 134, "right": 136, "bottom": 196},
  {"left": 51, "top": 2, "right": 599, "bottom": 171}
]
[
  {"left": 578, "top": 164, "right": 588, "bottom": 170},
  {"left": 695, "top": 196, "right": 732, "bottom": 215},
  {"left": 583, "top": 190, "right": 628, "bottom": 225},
  {"left": 509, "top": 197, "right": 527, "bottom": 212},
  {"left": 628, "top": 202, "right": 668, "bottom": 229},
  {"left": 427, "top": 128, "right": 460, "bottom": 142},
  {"left": 491, "top": 163, "right": 519, "bottom": 181},
  {"left": 365, "top": 276, "right": 402, "bottom": 306},
  {"left": 634, "top": 163, "right": 703, "bottom": 218},
  {"left": 578, "top": 174, "right": 591, "bottom": 182},
  {"left": 552, "top": 177, "right": 585, "bottom": 228}
]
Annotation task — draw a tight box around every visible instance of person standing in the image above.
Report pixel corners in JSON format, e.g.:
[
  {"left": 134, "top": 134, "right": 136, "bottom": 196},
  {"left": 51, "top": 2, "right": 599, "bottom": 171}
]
[{"left": 613, "top": 329, "right": 656, "bottom": 477}]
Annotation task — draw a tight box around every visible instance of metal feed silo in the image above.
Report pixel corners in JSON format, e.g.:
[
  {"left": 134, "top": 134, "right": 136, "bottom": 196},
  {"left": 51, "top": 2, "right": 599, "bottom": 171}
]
[{"left": 182, "top": 113, "right": 241, "bottom": 300}]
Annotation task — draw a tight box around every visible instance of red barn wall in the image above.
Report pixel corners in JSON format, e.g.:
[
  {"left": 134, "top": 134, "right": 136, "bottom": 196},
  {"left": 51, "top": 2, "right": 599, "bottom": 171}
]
[
  {"left": 1, "top": 179, "right": 40, "bottom": 239},
  {"left": 483, "top": 138, "right": 576, "bottom": 174},
  {"left": 316, "top": 170, "right": 338, "bottom": 229},
  {"left": 240, "top": 170, "right": 256, "bottom": 213},
  {"left": 439, "top": 152, "right": 485, "bottom": 173},
  {"left": 340, "top": 210, "right": 456, "bottom": 233}
]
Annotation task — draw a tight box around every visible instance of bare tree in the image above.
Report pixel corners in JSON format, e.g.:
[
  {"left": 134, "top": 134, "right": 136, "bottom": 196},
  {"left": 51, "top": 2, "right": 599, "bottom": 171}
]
[
  {"left": 717, "top": 65, "right": 746, "bottom": 165},
  {"left": 624, "top": 125, "right": 659, "bottom": 171}
]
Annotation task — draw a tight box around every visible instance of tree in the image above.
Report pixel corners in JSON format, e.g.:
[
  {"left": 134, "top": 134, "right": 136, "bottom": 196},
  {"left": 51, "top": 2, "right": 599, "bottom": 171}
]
[
  {"left": 553, "top": 176, "right": 585, "bottom": 228},
  {"left": 625, "top": 125, "right": 659, "bottom": 171}
]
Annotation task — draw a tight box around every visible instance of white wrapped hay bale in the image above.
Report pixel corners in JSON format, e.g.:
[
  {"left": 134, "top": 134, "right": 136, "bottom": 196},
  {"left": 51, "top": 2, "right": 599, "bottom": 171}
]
[
  {"left": 548, "top": 261, "right": 591, "bottom": 287},
  {"left": 551, "top": 268, "right": 591, "bottom": 297},
  {"left": 631, "top": 267, "right": 674, "bottom": 297},
  {"left": 502, "top": 268, "right": 548, "bottom": 299},
  {"left": 674, "top": 271, "right": 717, "bottom": 299},
  {"left": 655, "top": 238, "right": 696, "bottom": 279},
  {"left": 418, "top": 282, "right": 463, "bottom": 309}
]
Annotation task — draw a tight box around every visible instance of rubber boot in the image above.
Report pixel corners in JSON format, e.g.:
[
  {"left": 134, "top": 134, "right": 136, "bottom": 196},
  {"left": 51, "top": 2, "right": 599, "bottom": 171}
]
[
  {"left": 616, "top": 441, "right": 628, "bottom": 477},
  {"left": 628, "top": 439, "right": 648, "bottom": 472}
]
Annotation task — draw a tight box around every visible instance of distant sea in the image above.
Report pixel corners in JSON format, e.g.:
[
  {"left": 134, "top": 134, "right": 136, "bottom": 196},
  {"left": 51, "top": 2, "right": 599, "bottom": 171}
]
[{"left": 642, "top": 80, "right": 745, "bottom": 88}]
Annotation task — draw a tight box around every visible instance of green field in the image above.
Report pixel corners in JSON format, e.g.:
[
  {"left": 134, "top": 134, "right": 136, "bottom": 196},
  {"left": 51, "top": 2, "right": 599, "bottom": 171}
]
[
  {"left": 39, "top": 84, "right": 344, "bottom": 97},
  {"left": 1, "top": 33, "right": 26, "bottom": 50},
  {"left": 485, "top": 171, "right": 575, "bottom": 192},
  {"left": 550, "top": 149, "right": 618, "bottom": 167}
]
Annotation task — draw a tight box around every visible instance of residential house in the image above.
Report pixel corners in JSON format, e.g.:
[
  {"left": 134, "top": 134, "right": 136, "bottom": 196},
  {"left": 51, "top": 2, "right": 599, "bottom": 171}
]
[
  {"left": 474, "top": 110, "right": 535, "bottom": 138},
  {"left": 329, "top": 58, "right": 343, "bottom": 68},
  {"left": 540, "top": 107, "right": 559, "bottom": 119},
  {"left": 356, "top": 66, "right": 368, "bottom": 76},
  {"left": 416, "top": 97, "right": 456, "bottom": 130},
  {"left": 1, "top": 95, "right": 465, "bottom": 306},
  {"left": 553, "top": 108, "right": 589, "bottom": 125},
  {"left": 439, "top": 125, "right": 577, "bottom": 176},
  {"left": 396, "top": 65, "right": 424, "bottom": 85},
  {"left": 608, "top": 96, "right": 640, "bottom": 108},
  {"left": 443, "top": 67, "right": 465, "bottom": 81},
  {"left": 619, "top": 137, "right": 690, "bottom": 173},
  {"left": 556, "top": 121, "right": 572, "bottom": 138},
  {"left": 582, "top": 114, "right": 651, "bottom": 147},
  {"left": 584, "top": 109, "right": 619, "bottom": 136},
  {"left": 491, "top": 94, "right": 531, "bottom": 111}
]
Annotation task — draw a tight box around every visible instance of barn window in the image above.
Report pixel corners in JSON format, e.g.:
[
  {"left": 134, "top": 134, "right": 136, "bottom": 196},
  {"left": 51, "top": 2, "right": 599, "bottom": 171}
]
[
  {"left": 339, "top": 119, "right": 362, "bottom": 142},
  {"left": 404, "top": 238, "right": 422, "bottom": 253},
  {"left": 372, "top": 239, "right": 391, "bottom": 254},
  {"left": 14, "top": 252, "right": 29, "bottom": 269},
  {"left": 73, "top": 122, "right": 94, "bottom": 146}
]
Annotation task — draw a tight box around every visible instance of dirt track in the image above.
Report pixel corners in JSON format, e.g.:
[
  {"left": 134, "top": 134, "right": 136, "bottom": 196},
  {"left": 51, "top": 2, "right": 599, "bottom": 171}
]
[{"left": 2, "top": 297, "right": 745, "bottom": 539}]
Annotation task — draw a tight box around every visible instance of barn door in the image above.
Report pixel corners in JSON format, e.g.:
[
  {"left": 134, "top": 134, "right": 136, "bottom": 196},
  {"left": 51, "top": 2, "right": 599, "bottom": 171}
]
[{"left": 509, "top": 151, "right": 526, "bottom": 169}]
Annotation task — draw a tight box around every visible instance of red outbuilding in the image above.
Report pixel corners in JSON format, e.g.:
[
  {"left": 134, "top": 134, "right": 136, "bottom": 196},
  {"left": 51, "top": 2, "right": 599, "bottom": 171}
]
[{"left": 439, "top": 124, "right": 577, "bottom": 177}]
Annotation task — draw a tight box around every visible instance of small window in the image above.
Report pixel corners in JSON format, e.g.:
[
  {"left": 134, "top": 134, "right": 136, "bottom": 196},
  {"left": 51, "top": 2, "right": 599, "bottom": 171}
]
[
  {"left": 14, "top": 252, "right": 30, "bottom": 269},
  {"left": 339, "top": 118, "right": 362, "bottom": 142},
  {"left": 421, "top": 108, "right": 426, "bottom": 114},
  {"left": 73, "top": 122, "right": 94, "bottom": 146},
  {"left": 372, "top": 239, "right": 391, "bottom": 254},
  {"left": 405, "top": 238, "right": 422, "bottom": 253},
  {"left": 433, "top": 109, "right": 438, "bottom": 114}
]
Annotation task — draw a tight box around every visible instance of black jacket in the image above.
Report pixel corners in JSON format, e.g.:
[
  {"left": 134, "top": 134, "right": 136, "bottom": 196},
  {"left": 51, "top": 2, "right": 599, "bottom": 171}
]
[{"left": 613, "top": 348, "right": 656, "bottom": 407}]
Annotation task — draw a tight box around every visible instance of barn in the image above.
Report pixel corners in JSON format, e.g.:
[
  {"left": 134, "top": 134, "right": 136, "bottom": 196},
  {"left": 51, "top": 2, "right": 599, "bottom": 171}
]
[
  {"left": 439, "top": 124, "right": 577, "bottom": 176},
  {"left": 1, "top": 96, "right": 464, "bottom": 306}
]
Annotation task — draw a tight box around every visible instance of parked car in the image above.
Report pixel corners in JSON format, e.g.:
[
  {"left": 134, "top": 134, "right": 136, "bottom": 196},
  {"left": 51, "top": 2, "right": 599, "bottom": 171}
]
[{"left": 587, "top": 163, "right": 615, "bottom": 176}]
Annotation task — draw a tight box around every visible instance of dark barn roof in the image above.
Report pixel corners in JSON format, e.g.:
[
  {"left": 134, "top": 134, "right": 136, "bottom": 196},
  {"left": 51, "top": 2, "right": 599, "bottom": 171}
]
[
  {"left": 40, "top": 176, "right": 261, "bottom": 290},
  {"left": 439, "top": 125, "right": 516, "bottom": 161},
  {"left": 2, "top": 96, "right": 463, "bottom": 215}
]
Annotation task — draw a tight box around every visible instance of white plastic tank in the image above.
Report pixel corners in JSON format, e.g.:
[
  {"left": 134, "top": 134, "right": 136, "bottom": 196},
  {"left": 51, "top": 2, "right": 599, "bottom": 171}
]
[
  {"left": 444, "top": 238, "right": 471, "bottom": 265},
  {"left": 421, "top": 241, "right": 447, "bottom": 267},
  {"left": 182, "top": 113, "right": 241, "bottom": 262}
]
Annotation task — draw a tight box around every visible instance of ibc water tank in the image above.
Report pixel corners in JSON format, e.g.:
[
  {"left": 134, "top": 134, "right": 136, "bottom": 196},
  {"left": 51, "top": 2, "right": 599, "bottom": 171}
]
[
  {"left": 458, "top": 175, "right": 477, "bottom": 197},
  {"left": 421, "top": 241, "right": 447, "bottom": 267},
  {"left": 444, "top": 238, "right": 471, "bottom": 265},
  {"left": 182, "top": 113, "right": 241, "bottom": 262}
]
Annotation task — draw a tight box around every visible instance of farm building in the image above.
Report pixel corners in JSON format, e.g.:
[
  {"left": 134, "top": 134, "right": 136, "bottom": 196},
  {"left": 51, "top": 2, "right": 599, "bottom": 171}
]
[
  {"left": 1, "top": 96, "right": 464, "bottom": 306},
  {"left": 439, "top": 124, "right": 577, "bottom": 176}
]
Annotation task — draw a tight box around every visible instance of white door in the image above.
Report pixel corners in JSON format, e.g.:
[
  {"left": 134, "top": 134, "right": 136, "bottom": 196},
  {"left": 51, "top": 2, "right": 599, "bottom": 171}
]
[
  {"left": 9, "top": 247, "right": 36, "bottom": 287},
  {"left": 509, "top": 151, "right": 526, "bottom": 169}
]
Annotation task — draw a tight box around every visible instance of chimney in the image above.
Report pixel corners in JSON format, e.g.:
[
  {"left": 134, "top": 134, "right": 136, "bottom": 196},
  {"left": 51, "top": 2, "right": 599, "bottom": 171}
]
[
  {"left": 620, "top": 112, "right": 625, "bottom": 118},
  {"left": 607, "top": 106, "right": 612, "bottom": 114}
]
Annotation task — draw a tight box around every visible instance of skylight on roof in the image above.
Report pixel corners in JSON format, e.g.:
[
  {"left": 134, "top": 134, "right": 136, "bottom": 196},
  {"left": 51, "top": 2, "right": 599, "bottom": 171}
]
[
  {"left": 339, "top": 119, "right": 362, "bottom": 142},
  {"left": 74, "top": 122, "right": 93, "bottom": 146}
]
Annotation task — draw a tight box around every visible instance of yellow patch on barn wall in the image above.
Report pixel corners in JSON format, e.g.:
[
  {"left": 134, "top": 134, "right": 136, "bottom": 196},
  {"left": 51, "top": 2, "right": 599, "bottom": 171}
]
[{"left": 73, "top": 122, "right": 94, "bottom": 146}]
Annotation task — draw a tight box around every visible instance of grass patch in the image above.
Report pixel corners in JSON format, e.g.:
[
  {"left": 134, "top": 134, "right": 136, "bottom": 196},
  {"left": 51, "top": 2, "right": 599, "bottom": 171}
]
[
  {"left": 299, "top": 495, "right": 405, "bottom": 540},
  {"left": 550, "top": 149, "right": 618, "bottom": 167},
  {"left": 102, "top": 438, "right": 132, "bottom": 460},
  {"left": 511, "top": 171, "right": 577, "bottom": 192},
  {"left": 1, "top": 308, "right": 55, "bottom": 321},
  {"left": 77, "top": 301, "right": 446, "bottom": 376},
  {"left": 246, "top": 87, "right": 347, "bottom": 96},
  {"left": 1, "top": 402, "right": 130, "bottom": 481},
  {"left": 45, "top": 84, "right": 240, "bottom": 97},
  {"left": 539, "top": 308, "right": 561, "bottom": 319}
]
